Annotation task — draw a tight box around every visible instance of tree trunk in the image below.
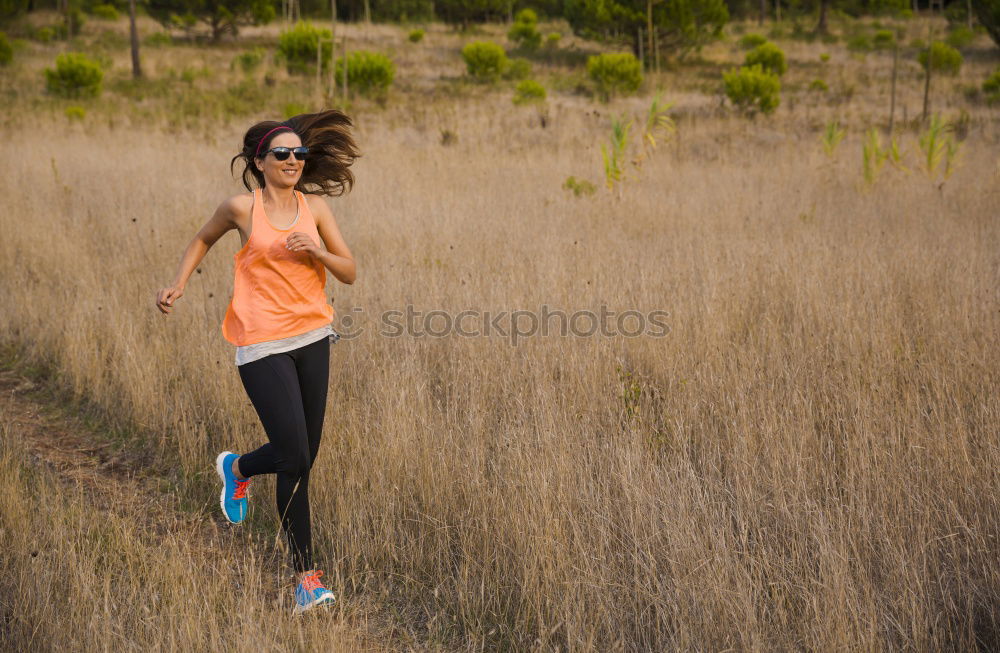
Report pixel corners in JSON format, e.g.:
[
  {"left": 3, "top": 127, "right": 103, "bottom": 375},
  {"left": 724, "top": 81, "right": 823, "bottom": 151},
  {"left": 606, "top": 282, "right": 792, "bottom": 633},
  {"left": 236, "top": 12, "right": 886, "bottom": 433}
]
[
  {"left": 330, "top": 0, "right": 337, "bottom": 100},
  {"left": 128, "top": 0, "right": 142, "bottom": 78},
  {"left": 889, "top": 43, "right": 898, "bottom": 132},
  {"left": 815, "top": 0, "right": 829, "bottom": 35},
  {"left": 647, "top": 0, "right": 654, "bottom": 69},
  {"left": 759, "top": 0, "right": 765, "bottom": 25}
]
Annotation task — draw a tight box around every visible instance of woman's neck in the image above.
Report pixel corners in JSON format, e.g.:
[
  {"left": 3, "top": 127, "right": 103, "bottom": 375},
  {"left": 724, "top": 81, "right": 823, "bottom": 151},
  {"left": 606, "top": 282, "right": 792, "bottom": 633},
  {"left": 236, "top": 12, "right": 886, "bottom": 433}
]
[{"left": 261, "top": 185, "right": 296, "bottom": 210}]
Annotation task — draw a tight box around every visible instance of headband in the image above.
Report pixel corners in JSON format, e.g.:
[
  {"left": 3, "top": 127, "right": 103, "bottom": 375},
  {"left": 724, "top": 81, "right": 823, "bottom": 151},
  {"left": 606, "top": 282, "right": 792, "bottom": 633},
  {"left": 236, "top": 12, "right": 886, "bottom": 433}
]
[{"left": 255, "top": 125, "right": 293, "bottom": 157}]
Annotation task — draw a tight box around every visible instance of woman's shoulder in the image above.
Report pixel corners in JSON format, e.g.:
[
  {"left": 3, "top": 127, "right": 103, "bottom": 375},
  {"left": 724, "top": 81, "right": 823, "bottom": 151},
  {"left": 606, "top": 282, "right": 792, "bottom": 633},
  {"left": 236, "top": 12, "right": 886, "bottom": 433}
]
[
  {"left": 302, "top": 192, "right": 334, "bottom": 217},
  {"left": 217, "top": 192, "right": 254, "bottom": 222}
]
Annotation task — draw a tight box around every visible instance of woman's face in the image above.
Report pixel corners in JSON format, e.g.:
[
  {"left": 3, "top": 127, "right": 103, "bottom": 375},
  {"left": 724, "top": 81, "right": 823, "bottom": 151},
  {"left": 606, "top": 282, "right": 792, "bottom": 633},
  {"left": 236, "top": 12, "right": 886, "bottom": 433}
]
[{"left": 255, "top": 131, "right": 304, "bottom": 189}]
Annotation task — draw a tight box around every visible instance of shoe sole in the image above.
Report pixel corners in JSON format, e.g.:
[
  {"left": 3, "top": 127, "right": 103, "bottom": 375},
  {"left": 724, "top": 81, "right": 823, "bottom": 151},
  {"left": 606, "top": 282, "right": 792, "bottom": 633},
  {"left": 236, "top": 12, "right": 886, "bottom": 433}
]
[
  {"left": 215, "top": 451, "right": 243, "bottom": 524},
  {"left": 292, "top": 593, "right": 336, "bottom": 616}
]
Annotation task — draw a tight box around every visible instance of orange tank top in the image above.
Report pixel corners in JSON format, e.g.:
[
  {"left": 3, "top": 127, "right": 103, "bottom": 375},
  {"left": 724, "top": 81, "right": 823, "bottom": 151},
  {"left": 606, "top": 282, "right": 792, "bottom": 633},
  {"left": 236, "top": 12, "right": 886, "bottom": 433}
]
[{"left": 222, "top": 188, "right": 335, "bottom": 346}]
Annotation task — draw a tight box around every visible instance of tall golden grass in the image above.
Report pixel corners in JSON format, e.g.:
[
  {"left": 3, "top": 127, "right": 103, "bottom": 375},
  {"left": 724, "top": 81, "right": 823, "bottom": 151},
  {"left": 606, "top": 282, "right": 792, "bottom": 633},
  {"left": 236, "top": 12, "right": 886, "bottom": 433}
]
[{"left": 2, "top": 14, "right": 999, "bottom": 651}]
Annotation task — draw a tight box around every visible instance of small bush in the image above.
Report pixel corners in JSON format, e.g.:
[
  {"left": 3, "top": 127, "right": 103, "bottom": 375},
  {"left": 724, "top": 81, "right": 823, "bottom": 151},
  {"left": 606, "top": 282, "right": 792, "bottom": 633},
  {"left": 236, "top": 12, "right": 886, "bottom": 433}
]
[
  {"left": 946, "top": 26, "right": 975, "bottom": 49},
  {"left": 919, "top": 41, "right": 962, "bottom": 75},
  {"left": 873, "top": 29, "right": 896, "bottom": 49},
  {"left": 846, "top": 33, "right": 872, "bottom": 51},
  {"left": 45, "top": 52, "right": 104, "bottom": 98},
  {"left": 278, "top": 21, "right": 332, "bottom": 75},
  {"left": 233, "top": 48, "right": 266, "bottom": 73},
  {"left": 143, "top": 31, "right": 172, "bottom": 47},
  {"left": 944, "top": 0, "right": 969, "bottom": 26},
  {"left": 809, "top": 78, "right": 829, "bottom": 92},
  {"left": 0, "top": 32, "right": 11, "bottom": 66},
  {"left": 408, "top": 28, "right": 425, "bottom": 43},
  {"left": 508, "top": 8, "right": 541, "bottom": 51},
  {"left": 90, "top": 3, "right": 119, "bottom": 20},
  {"left": 283, "top": 102, "right": 309, "bottom": 119},
  {"left": 723, "top": 64, "right": 780, "bottom": 115},
  {"left": 462, "top": 40, "right": 508, "bottom": 82},
  {"left": 983, "top": 68, "right": 1000, "bottom": 102},
  {"left": 65, "top": 105, "right": 86, "bottom": 120},
  {"left": 513, "top": 79, "right": 546, "bottom": 104},
  {"left": 502, "top": 57, "right": 531, "bottom": 80},
  {"left": 335, "top": 50, "right": 395, "bottom": 97},
  {"left": 738, "top": 33, "right": 767, "bottom": 50},
  {"left": 544, "top": 32, "right": 561, "bottom": 48},
  {"left": 820, "top": 52, "right": 830, "bottom": 63},
  {"left": 34, "top": 26, "right": 55, "bottom": 43},
  {"left": 563, "top": 176, "right": 597, "bottom": 197},
  {"left": 744, "top": 41, "right": 787, "bottom": 76},
  {"left": 67, "top": 7, "right": 85, "bottom": 36},
  {"left": 587, "top": 52, "right": 643, "bottom": 100}
]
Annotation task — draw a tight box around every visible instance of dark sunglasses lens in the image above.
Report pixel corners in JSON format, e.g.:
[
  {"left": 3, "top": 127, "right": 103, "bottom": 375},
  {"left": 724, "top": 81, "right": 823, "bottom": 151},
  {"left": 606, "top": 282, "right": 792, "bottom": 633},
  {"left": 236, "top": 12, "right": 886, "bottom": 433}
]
[
  {"left": 293, "top": 147, "right": 309, "bottom": 160},
  {"left": 271, "top": 148, "right": 291, "bottom": 161}
]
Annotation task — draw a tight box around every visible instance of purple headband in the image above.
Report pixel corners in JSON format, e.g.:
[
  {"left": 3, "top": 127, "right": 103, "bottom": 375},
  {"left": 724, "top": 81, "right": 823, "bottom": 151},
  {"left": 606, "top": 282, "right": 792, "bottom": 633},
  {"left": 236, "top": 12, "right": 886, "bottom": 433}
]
[{"left": 255, "top": 125, "right": 293, "bottom": 157}]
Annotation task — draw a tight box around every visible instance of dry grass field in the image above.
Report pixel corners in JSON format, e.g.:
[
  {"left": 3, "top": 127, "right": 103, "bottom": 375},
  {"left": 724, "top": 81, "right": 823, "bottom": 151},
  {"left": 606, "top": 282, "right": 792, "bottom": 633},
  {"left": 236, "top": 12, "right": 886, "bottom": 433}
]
[{"left": 1, "top": 9, "right": 999, "bottom": 651}]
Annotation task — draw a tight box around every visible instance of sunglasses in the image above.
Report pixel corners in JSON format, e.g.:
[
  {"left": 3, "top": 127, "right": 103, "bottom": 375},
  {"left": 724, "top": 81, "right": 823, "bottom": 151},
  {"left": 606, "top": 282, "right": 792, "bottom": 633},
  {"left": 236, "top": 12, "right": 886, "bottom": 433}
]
[{"left": 263, "top": 146, "right": 309, "bottom": 161}]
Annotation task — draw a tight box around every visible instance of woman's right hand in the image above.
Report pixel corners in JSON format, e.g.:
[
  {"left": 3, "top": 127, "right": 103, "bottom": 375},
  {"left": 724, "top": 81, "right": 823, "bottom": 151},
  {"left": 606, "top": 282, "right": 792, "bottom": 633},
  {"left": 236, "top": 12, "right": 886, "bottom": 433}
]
[{"left": 156, "top": 285, "right": 184, "bottom": 315}]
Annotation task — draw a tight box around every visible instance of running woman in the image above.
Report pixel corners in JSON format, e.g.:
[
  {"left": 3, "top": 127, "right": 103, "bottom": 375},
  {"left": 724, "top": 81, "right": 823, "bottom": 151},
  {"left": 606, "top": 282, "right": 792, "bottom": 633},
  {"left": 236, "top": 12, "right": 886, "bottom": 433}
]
[{"left": 155, "top": 109, "right": 360, "bottom": 615}]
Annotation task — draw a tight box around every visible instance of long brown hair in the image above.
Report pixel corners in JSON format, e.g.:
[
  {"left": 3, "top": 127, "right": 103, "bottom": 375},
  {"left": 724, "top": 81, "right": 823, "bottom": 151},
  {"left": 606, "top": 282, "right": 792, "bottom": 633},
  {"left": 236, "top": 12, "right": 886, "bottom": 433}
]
[{"left": 230, "top": 109, "right": 361, "bottom": 196}]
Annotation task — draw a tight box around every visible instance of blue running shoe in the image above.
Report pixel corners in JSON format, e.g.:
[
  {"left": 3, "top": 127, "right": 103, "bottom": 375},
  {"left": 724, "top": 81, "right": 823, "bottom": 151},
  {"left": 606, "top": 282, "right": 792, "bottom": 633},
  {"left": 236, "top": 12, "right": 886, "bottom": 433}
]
[
  {"left": 293, "top": 569, "right": 337, "bottom": 615},
  {"left": 215, "top": 451, "right": 250, "bottom": 524}
]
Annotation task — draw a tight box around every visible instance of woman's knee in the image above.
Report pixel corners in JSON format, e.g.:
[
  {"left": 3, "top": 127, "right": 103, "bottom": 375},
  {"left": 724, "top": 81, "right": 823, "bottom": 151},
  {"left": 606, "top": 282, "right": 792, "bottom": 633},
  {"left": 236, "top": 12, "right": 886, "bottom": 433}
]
[{"left": 275, "top": 447, "right": 311, "bottom": 478}]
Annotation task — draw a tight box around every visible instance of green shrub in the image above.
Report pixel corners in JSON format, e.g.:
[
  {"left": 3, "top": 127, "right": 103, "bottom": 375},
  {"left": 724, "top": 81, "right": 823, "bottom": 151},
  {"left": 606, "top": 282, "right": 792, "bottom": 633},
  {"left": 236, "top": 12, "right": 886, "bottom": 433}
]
[
  {"left": 45, "top": 52, "right": 103, "bottom": 98},
  {"left": 944, "top": 0, "right": 969, "bottom": 26},
  {"left": 0, "top": 32, "right": 11, "bottom": 66},
  {"left": 809, "top": 78, "right": 829, "bottom": 92},
  {"left": 744, "top": 41, "right": 787, "bottom": 76},
  {"left": 143, "top": 31, "right": 172, "bottom": 47},
  {"left": 873, "top": 29, "right": 896, "bottom": 49},
  {"left": 90, "top": 3, "right": 118, "bottom": 20},
  {"left": 277, "top": 21, "right": 332, "bottom": 75},
  {"left": 461, "top": 40, "right": 508, "bottom": 82},
  {"left": 408, "top": 28, "right": 425, "bottom": 43},
  {"left": 545, "top": 32, "right": 561, "bottom": 48},
  {"left": 723, "top": 64, "right": 780, "bottom": 115},
  {"left": 738, "top": 33, "right": 767, "bottom": 50},
  {"left": 232, "top": 48, "right": 266, "bottom": 73},
  {"left": 918, "top": 41, "right": 962, "bottom": 75},
  {"left": 67, "top": 7, "right": 85, "bottom": 36},
  {"left": 502, "top": 57, "right": 531, "bottom": 80},
  {"left": 34, "top": 26, "right": 55, "bottom": 43},
  {"left": 820, "top": 52, "right": 830, "bottom": 63},
  {"left": 946, "top": 26, "right": 975, "bottom": 49},
  {"left": 65, "top": 105, "right": 86, "bottom": 120},
  {"left": 563, "top": 176, "right": 596, "bottom": 197},
  {"left": 974, "top": 0, "right": 1000, "bottom": 49},
  {"left": 846, "top": 33, "right": 872, "bottom": 51},
  {"left": 513, "top": 79, "right": 546, "bottom": 104},
  {"left": 508, "top": 8, "right": 542, "bottom": 51},
  {"left": 335, "top": 50, "right": 395, "bottom": 97},
  {"left": 983, "top": 68, "right": 1000, "bottom": 102},
  {"left": 283, "top": 102, "right": 309, "bottom": 119},
  {"left": 587, "top": 52, "right": 642, "bottom": 100}
]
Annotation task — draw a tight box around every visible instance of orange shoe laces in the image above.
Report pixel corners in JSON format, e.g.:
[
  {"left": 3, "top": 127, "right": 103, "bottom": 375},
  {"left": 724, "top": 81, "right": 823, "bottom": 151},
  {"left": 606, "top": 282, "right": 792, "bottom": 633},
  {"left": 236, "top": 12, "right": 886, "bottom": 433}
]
[
  {"left": 233, "top": 477, "right": 250, "bottom": 500},
  {"left": 300, "top": 570, "right": 325, "bottom": 592}
]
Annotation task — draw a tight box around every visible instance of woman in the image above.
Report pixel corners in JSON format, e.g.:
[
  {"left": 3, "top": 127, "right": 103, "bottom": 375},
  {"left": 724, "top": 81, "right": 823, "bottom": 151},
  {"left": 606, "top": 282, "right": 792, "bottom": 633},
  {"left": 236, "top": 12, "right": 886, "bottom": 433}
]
[{"left": 155, "top": 109, "right": 360, "bottom": 615}]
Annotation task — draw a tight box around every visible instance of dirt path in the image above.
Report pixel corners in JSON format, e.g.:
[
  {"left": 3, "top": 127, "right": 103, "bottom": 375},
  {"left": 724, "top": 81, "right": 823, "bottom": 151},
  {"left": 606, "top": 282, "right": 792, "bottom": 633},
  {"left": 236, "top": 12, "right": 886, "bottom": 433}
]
[{"left": 0, "top": 365, "right": 432, "bottom": 652}]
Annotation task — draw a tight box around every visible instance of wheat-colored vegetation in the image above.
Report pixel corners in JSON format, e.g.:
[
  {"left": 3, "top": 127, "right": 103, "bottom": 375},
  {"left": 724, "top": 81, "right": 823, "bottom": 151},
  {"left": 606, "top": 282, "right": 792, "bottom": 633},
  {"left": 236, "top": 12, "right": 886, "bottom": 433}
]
[{"left": 1, "top": 8, "right": 999, "bottom": 651}]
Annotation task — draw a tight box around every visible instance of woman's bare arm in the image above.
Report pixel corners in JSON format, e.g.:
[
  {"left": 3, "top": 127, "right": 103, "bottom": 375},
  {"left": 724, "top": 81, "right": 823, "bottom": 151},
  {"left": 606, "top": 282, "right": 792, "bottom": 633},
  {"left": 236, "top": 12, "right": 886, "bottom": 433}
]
[{"left": 155, "top": 194, "right": 249, "bottom": 315}]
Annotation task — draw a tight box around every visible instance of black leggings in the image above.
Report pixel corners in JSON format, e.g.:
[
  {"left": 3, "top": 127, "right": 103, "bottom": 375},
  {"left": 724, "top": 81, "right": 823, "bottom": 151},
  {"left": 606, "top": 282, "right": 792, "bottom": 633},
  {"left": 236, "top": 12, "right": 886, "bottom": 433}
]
[{"left": 236, "top": 335, "right": 330, "bottom": 573}]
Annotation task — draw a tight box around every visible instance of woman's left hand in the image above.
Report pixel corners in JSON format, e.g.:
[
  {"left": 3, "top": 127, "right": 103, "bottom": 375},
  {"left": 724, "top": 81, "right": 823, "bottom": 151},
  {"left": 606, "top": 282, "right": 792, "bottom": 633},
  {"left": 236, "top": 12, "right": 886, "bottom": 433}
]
[{"left": 286, "top": 232, "right": 321, "bottom": 257}]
